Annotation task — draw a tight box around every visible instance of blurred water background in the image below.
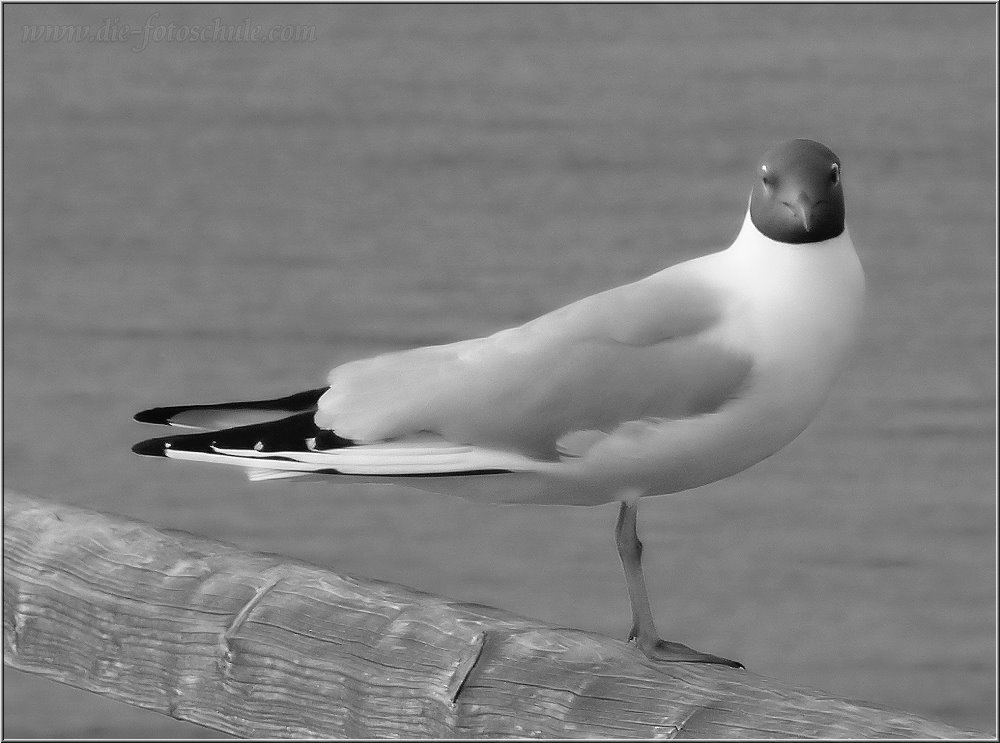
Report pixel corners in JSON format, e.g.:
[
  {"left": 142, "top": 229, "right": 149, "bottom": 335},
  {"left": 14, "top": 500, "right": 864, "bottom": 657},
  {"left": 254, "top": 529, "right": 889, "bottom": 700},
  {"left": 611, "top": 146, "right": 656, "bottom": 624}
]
[{"left": 3, "top": 3, "right": 995, "bottom": 737}]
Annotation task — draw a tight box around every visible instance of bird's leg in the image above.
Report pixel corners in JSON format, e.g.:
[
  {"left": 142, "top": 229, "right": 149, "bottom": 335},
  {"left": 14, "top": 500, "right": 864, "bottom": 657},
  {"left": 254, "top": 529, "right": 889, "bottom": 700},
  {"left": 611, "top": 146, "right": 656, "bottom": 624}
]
[
  {"left": 615, "top": 499, "right": 658, "bottom": 645},
  {"left": 615, "top": 499, "right": 744, "bottom": 669}
]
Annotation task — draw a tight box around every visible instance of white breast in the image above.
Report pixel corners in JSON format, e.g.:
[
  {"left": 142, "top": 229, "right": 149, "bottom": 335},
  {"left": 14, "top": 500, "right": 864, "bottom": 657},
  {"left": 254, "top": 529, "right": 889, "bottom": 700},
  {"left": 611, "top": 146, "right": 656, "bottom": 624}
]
[
  {"left": 727, "top": 218, "right": 866, "bottom": 423},
  {"left": 678, "top": 218, "right": 866, "bottom": 481},
  {"left": 546, "top": 216, "right": 866, "bottom": 503}
]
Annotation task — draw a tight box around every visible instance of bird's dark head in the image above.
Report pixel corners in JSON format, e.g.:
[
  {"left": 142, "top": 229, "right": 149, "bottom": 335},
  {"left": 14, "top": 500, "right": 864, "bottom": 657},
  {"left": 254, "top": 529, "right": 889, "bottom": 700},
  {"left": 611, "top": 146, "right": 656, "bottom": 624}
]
[{"left": 749, "top": 139, "right": 845, "bottom": 244}]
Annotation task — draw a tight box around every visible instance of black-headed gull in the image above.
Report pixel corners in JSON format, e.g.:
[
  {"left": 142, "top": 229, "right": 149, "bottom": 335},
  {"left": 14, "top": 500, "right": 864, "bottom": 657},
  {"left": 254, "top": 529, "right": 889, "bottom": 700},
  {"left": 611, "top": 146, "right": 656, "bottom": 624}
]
[{"left": 134, "top": 138, "right": 865, "bottom": 669}]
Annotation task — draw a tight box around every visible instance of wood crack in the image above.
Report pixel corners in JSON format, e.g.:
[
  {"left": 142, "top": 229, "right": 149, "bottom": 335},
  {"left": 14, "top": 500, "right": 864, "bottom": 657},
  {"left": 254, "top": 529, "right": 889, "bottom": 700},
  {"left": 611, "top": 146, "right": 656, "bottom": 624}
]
[
  {"left": 448, "top": 630, "right": 489, "bottom": 705},
  {"left": 221, "top": 575, "right": 283, "bottom": 663}
]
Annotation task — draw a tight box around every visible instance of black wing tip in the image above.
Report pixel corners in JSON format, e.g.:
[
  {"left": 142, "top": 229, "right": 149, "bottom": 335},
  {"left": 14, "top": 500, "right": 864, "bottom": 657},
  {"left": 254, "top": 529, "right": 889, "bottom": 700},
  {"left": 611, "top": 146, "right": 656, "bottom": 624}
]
[
  {"left": 131, "top": 411, "right": 331, "bottom": 460},
  {"left": 132, "top": 437, "right": 170, "bottom": 457},
  {"left": 134, "top": 407, "right": 177, "bottom": 425},
  {"left": 133, "top": 388, "right": 329, "bottom": 427}
]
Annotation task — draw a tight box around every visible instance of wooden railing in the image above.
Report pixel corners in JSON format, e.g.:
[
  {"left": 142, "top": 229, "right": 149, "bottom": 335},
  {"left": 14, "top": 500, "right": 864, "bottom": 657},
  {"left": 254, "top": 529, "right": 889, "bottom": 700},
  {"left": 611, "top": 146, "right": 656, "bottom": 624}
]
[{"left": 3, "top": 491, "right": 983, "bottom": 739}]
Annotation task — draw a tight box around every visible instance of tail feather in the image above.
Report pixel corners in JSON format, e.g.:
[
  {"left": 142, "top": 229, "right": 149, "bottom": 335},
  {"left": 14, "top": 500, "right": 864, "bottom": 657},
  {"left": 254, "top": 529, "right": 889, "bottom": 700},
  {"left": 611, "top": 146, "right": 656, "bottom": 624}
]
[
  {"left": 134, "top": 387, "right": 328, "bottom": 430},
  {"left": 245, "top": 468, "right": 319, "bottom": 482}
]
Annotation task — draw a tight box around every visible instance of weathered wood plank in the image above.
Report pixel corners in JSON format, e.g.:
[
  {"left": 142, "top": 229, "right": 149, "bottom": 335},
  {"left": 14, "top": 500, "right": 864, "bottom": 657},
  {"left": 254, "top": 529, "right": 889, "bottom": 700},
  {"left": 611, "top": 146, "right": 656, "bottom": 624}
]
[{"left": 3, "top": 491, "right": 983, "bottom": 739}]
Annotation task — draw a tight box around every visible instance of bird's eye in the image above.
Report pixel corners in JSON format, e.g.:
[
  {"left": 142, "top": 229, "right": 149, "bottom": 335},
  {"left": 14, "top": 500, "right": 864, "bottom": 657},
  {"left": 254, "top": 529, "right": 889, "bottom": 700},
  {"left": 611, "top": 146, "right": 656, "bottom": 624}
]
[
  {"left": 830, "top": 163, "right": 840, "bottom": 185},
  {"left": 761, "top": 172, "right": 777, "bottom": 189}
]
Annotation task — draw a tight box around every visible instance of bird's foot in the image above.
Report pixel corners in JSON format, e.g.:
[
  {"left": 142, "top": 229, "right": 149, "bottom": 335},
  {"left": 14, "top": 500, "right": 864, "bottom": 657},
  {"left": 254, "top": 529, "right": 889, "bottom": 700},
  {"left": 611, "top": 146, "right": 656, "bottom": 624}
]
[{"left": 629, "top": 632, "right": 744, "bottom": 669}]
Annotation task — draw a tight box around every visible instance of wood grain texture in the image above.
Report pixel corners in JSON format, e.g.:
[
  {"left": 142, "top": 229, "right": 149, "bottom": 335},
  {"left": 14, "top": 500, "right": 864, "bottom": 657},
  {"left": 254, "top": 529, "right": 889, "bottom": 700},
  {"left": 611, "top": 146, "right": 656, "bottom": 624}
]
[{"left": 3, "top": 491, "right": 983, "bottom": 739}]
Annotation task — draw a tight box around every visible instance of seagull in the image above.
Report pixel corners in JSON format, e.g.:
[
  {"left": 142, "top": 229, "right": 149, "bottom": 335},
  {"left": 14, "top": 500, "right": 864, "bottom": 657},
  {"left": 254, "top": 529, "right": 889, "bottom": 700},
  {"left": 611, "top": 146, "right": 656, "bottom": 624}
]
[{"left": 133, "top": 138, "right": 865, "bottom": 669}]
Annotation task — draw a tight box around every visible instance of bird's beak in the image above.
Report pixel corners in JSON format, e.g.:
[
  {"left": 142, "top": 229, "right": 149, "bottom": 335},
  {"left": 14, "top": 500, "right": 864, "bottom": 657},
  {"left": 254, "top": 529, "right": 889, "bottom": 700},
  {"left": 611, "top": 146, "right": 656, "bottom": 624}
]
[{"left": 789, "top": 192, "right": 817, "bottom": 232}]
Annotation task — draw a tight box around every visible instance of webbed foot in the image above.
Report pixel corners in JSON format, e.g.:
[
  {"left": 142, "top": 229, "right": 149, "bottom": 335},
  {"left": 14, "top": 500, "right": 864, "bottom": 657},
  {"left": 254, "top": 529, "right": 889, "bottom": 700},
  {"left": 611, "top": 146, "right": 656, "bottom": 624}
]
[{"left": 633, "top": 635, "right": 744, "bottom": 669}]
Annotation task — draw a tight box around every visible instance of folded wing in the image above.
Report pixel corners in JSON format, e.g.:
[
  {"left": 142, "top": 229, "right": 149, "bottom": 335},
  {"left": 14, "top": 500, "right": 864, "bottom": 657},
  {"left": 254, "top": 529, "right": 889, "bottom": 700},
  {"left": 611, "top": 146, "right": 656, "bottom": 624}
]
[{"left": 316, "top": 259, "right": 752, "bottom": 459}]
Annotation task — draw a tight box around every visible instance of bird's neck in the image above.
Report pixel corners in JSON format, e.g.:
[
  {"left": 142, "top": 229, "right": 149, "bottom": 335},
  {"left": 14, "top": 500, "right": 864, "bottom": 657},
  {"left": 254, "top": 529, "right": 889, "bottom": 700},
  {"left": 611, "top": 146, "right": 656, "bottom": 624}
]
[
  {"left": 728, "top": 209, "right": 854, "bottom": 257},
  {"left": 723, "top": 208, "right": 865, "bottom": 362},
  {"left": 722, "top": 208, "right": 865, "bottom": 349}
]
